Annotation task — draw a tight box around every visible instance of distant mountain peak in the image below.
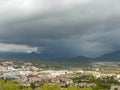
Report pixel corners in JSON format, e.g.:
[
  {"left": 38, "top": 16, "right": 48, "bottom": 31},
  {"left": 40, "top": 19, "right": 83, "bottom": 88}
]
[{"left": 96, "top": 51, "right": 120, "bottom": 61}]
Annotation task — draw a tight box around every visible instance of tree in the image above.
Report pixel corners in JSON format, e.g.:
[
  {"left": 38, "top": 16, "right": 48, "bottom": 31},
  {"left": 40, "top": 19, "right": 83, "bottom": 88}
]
[
  {"left": 114, "top": 88, "right": 118, "bottom": 90},
  {"left": 31, "top": 83, "right": 36, "bottom": 89},
  {"left": 67, "top": 86, "right": 80, "bottom": 90},
  {"left": 41, "top": 84, "right": 61, "bottom": 90}
]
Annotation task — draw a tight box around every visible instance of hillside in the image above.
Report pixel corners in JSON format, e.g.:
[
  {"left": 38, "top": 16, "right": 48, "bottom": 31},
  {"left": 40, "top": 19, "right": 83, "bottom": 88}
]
[
  {"left": 96, "top": 51, "right": 120, "bottom": 61},
  {"left": 0, "top": 52, "right": 93, "bottom": 67}
]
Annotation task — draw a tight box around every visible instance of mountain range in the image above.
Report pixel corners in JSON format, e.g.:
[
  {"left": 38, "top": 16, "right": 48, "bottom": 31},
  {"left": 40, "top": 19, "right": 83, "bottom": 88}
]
[
  {"left": 96, "top": 51, "right": 120, "bottom": 61},
  {"left": 0, "top": 51, "right": 120, "bottom": 62}
]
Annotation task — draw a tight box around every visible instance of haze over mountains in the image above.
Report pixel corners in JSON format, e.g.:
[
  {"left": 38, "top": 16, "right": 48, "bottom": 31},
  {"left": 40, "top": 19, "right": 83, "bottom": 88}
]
[
  {"left": 0, "top": 51, "right": 120, "bottom": 62},
  {"left": 96, "top": 51, "right": 120, "bottom": 61},
  {"left": 0, "top": 52, "right": 91, "bottom": 61}
]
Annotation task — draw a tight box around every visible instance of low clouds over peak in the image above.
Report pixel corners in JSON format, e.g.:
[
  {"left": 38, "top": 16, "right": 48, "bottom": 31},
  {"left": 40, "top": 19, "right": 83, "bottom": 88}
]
[
  {"left": 0, "top": 0, "right": 120, "bottom": 57},
  {"left": 0, "top": 43, "right": 39, "bottom": 53}
]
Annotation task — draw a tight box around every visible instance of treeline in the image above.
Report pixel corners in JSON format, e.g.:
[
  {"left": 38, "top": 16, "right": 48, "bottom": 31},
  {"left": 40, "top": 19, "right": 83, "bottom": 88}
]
[
  {"left": 0, "top": 79, "right": 32, "bottom": 90},
  {"left": 0, "top": 78, "right": 93, "bottom": 90}
]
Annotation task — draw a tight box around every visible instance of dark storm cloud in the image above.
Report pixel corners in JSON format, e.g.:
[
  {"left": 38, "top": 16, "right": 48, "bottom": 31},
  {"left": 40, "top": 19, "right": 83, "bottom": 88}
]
[{"left": 0, "top": 0, "right": 120, "bottom": 57}]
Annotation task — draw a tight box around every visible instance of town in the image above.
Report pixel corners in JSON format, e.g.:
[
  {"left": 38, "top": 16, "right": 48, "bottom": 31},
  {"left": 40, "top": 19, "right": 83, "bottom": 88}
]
[{"left": 0, "top": 60, "right": 120, "bottom": 90}]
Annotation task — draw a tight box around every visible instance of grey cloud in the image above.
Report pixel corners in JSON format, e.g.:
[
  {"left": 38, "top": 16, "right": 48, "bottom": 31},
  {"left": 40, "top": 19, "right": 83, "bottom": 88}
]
[{"left": 0, "top": 0, "right": 120, "bottom": 57}]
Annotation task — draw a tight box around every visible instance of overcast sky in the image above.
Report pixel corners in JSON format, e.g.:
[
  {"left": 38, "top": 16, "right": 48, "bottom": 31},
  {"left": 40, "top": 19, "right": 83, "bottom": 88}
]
[{"left": 0, "top": 0, "right": 120, "bottom": 57}]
